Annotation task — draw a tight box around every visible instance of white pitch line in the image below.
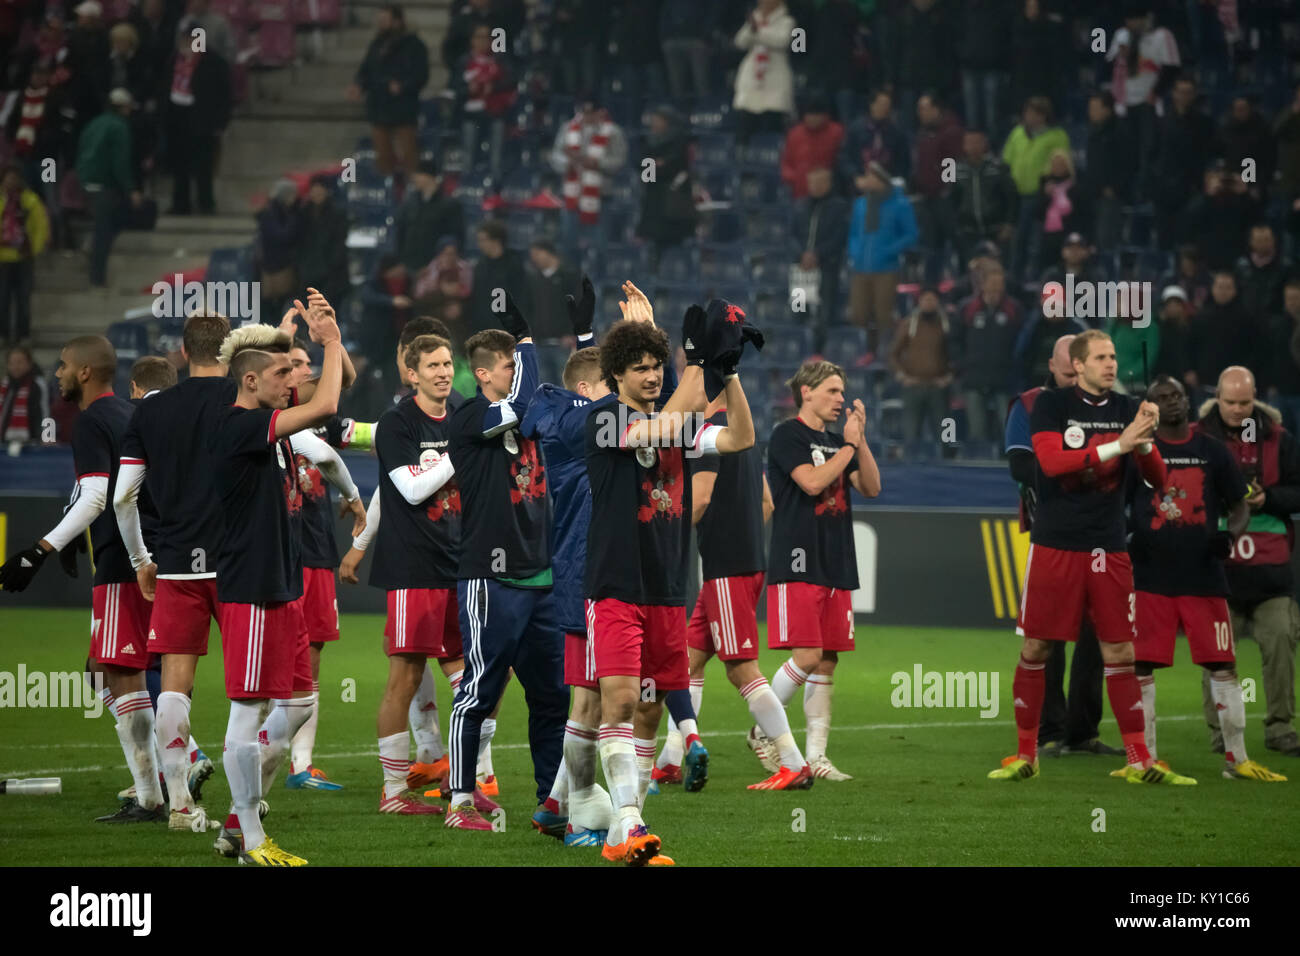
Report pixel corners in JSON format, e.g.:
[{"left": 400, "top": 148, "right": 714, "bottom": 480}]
[{"left": 0, "top": 714, "right": 1213, "bottom": 778}]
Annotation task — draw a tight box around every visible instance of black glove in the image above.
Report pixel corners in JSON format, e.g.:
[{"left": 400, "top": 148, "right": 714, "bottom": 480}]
[
  {"left": 566, "top": 275, "right": 595, "bottom": 340},
  {"left": 682, "top": 305, "right": 707, "bottom": 368},
  {"left": 1209, "top": 531, "right": 1233, "bottom": 560},
  {"left": 702, "top": 299, "right": 765, "bottom": 400},
  {"left": 497, "top": 291, "right": 531, "bottom": 341},
  {"left": 0, "top": 543, "right": 51, "bottom": 593}
]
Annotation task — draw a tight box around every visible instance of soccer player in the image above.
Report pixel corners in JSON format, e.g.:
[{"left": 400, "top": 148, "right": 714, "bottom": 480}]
[
  {"left": 989, "top": 328, "right": 1177, "bottom": 783},
  {"left": 0, "top": 336, "right": 166, "bottom": 823},
  {"left": 1128, "top": 376, "right": 1285, "bottom": 782},
  {"left": 1196, "top": 365, "right": 1300, "bottom": 757},
  {"left": 1004, "top": 334, "right": 1119, "bottom": 758},
  {"left": 584, "top": 294, "right": 758, "bottom": 864},
  {"left": 282, "top": 340, "right": 367, "bottom": 790},
  {"left": 681, "top": 397, "right": 813, "bottom": 790},
  {"left": 370, "top": 332, "right": 468, "bottom": 814},
  {"left": 207, "top": 302, "right": 346, "bottom": 865},
  {"left": 763, "top": 360, "right": 881, "bottom": 781},
  {"left": 445, "top": 296, "right": 569, "bottom": 831},
  {"left": 114, "top": 313, "right": 237, "bottom": 828}
]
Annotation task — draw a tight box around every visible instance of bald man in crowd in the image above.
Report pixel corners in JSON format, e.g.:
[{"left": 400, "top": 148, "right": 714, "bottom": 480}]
[
  {"left": 1003, "top": 333, "right": 1120, "bottom": 757},
  {"left": 1196, "top": 366, "right": 1300, "bottom": 757}
]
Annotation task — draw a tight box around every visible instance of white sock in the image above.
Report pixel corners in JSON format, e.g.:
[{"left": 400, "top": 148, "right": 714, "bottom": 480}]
[
  {"left": 742, "top": 676, "right": 804, "bottom": 769},
  {"left": 408, "top": 665, "right": 445, "bottom": 762},
  {"left": 379, "top": 731, "right": 409, "bottom": 799},
  {"left": 1138, "top": 675, "right": 1157, "bottom": 763},
  {"left": 447, "top": 669, "right": 464, "bottom": 695},
  {"left": 771, "top": 659, "right": 809, "bottom": 706},
  {"left": 115, "top": 691, "right": 163, "bottom": 809},
  {"left": 156, "top": 690, "right": 194, "bottom": 811},
  {"left": 597, "top": 723, "right": 640, "bottom": 843},
  {"left": 100, "top": 686, "right": 117, "bottom": 718},
  {"left": 476, "top": 718, "right": 496, "bottom": 778},
  {"left": 1210, "top": 671, "right": 1249, "bottom": 765},
  {"left": 804, "top": 675, "right": 832, "bottom": 762},
  {"left": 225, "top": 700, "right": 266, "bottom": 850},
  {"left": 657, "top": 717, "right": 683, "bottom": 769},
  {"left": 259, "top": 696, "right": 314, "bottom": 793},
  {"left": 634, "top": 736, "right": 656, "bottom": 811},
  {"left": 689, "top": 676, "right": 703, "bottom": 721},
  {"left": 289, "top": 680, "right": 320, "bottom": 774},
  {"left": 562, "top": 720, "right": 598, "bottom": 800},
  {"left": 677, "top": 717, "right": 699, "bottom": 745},
  {"left": 546, "top": 755, "right": 569, "bottom": 812}
]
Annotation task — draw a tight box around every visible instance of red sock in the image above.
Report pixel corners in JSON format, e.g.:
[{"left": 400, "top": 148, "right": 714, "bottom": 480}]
[
  {"left": 1105, "top": 664, "right": 1151, "bottom": 767},
  {"left": 542, "top": 796, "right": 560, "bottom": 815},
  {"left": 224, "top": 811, "right": 239, "bottom": 829},
  {"left": 1013, "top": 655, "right": 1046, "bottom": 762},
  {"left": 684, "top": 733, "right": 701, "bottom": 750}
]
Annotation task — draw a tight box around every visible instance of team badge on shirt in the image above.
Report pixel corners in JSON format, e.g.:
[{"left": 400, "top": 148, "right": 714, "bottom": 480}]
[
  {"left": 811, "top": 448, "right": 826, "bottom": 466},
  {"left": 1064, "top": 425, "right": 1085, "bottom": 449},
  {"left": 419, "top": 448, "right": 440, "bottom": 470},
  {"left": 636, "top": 447, "right": 656, "bottom": 469}
]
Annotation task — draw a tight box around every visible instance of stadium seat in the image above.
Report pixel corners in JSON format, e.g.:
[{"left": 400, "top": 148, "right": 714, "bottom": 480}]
[
  {"left": 252, "top": 16, "right": 297, "bottom": 69},
  {"left": 206, "top": 245, "right": 256, "bottom": 284},
  {"left": 822, "top": 326, "right": 870, "bottom": 365},
  {"left": 706, "top": 209, "right": 743, "bottom": 244},
  {"left": 758, "top": 322, "right": 814, "bottom": 367},
  {"left": 654, "top": 244, "right": 697, "bottom": 284},
  {"left": 695, "top": 134, "right": 733, "bottom": 169},
  {"left": 699, "top": 167, "right": 736, "bottom": 203},
  {"left": 737, "top": 169, "right": 784, "bottom": 206},
  {"left": 107, "top": 321, "right": 150, "bottom": 361},
  {"left": 292, "top": 0, "right": 340, "bottom": 26},
  {"left": 737, "top": 134, "right": 782, "bottom": 169},
  {"left": 688, "top": 97, "right": 733, "bottom": 132}
]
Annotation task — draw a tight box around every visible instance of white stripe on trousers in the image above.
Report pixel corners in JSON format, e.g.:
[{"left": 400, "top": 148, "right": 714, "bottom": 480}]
[
  {"left": 778, "top": 583, "right": 788, "bottom": 644},
  {"left": 104, "top": 584, "right": 116, "bottom": 659},
  {"left": 245, "top": 606, "right": 263, "bottom": 694},
  {"left": 585, "top": 599, "right": 596, "bottom": 681},
  {"left": 450, "top": 579, "right": 488, "bottom": 792},
  {"left": 717, "top": 578, "right": 735, "bottom": 656}
]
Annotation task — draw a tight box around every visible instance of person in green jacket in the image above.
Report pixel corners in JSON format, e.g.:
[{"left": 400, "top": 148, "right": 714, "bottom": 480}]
[
  {"left": 75, "top": 89, "right": 142, "bottom": 288},
  {"left": 1002, "top": 95, "right": 1071, "bottom": 283},
  {"left": 1107, "top": 312, "right": 1160, "bottom": 394}
]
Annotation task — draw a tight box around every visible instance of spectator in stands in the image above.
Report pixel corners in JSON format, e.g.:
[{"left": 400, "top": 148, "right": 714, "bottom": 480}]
[
  {"left": 948, "top": 128, "right": 1017, "bottom": 266},
  {"left": 178, "top": 0, "right": 235, "bottom": 65},
  {"left": 467, "top": 218, "right": 532, "bottom": 333},
  {"left": 1221, "top": 95, "right": 1276, "bottom": 202},
  {"left": 413, "top": 236, "right": 472, "bottom": 308},
  {"left": 1194, "top": 271, "right": 1259, "bottom": 390},
  {"left": 781, "top": 95, "right": 843, "bottom": 200},
  {"left": 348, "top": 4, "right": 429, "bottom": 179},
  {"left": 1270, "top": 279, "right": 1300, "bottom": 432},
  {"left": 66, "top": 1, "right": 111, "bottom": 139},
  {"left": 526, "top": 238, "right": 580, "bottom": 341},
  {"left": 549, "top": 97, "right": 628, "bottom": 259},
  {"left": 454, "top": 22, "right": 515, "bottom": 183},
  {"left": 1035, "top": 148, "right": 1079, "bottom": 272},
  {"left": 890, "top": 285, "right": 953, "bottom": 441},
  {"left": 1277, "top": 86, "right": 1300, "bottom": 250},
  {"left": 884, "top": 0, "right": 955, "bottom": 134},
  {"left": 5, "top": 61, "right": 71, "bottom": 249},
  {"left": 1, "top": 346, "right": 49, "bottom": 454},
  {"left": 395, "top": 158, "right": 464, "bottom": 273},
  {"left": 1013, "top": 272, "right": 1084, "bottom": 392},
  {"left": 636, "top": 104, "right": 698, "bottom": 270},
  {"left": 109, "top": 23, "right": 157, "bottom": 182},
  {"left": 911, "top": 91, "right": 963, "bottom": 280},
  {"left": 1107, "top": 299, "right": 1161, "bottom": 394},
  {"left": 956, "top": 0, "right": 1010, "bottom": 137},
  {"left": 0, "top": 165, "right": 49, "bottom": 347},
  {"left": 1002, "top": 95, "right": 1070, "bottom": 282},
  {"left": 1008, "top": 0, "right": 1067, "bottom": 121},
  {"left": 549, "top": 0, "right": 609, "bottom": 97},
  {"left": 660, "top": 0, "right": 715, "bottom": 100},
  {"left": 296, "top": 174, "right": 350, "bottom": 307},
  {"left": 359, "top": 252, "right": 413, "bottom": 379},
  {"left": 947, "top": 238, "right": 1002, "bottom": 305},
  {"left": 1037, "top": 231, "right": 1107, "bottom": 301},
  {"left": 1151, "top": 75, "right": 1217, "bottom": 248},
  {"left": 164, "top": 25, "right": 230, "bottom": 215},
  {"left": 1151, "top": 285, "right": 1195, "bottom": 389},
  {"left": 1179, "top": 160, "right": 1260, "bottom": 272},
  {"left": 132, "top": 0, "right": 178, "bottom": 89},
  {"left": 608, "top": 1, "right": 665, "bottom": 108},
  {"left": 847, "top": 160, "right": 917, "bottom": 356},
  {"left": 1106, "top": 4, "right": 1180, "bottom": 188},
  {"left": 256, "top": 179, "right": 302, "bottom": 314},
  {"left": 731, "top": 0, "right": 796, "bottom": 145},
  {"left": 1236, "top": 223, "right": 1290, "bottom": 320},
  {"left": 952, "top": 260, "right": 1021, "bottom": 442},
  {"left": 1078, "top": 91, "right": 1130, "bottom": 254},
  {"left": 1160, "top": 243, "right": 1211, "bottom": 315},
  {"left": 795, "top": 0, "right": 864, "bottom": 125},
  {"left": 793, "top": 166, "right": 849, "bottom": 343},
  {"left": 75, "top": 88, "right": 141, "bottom": 288},
  {"left": 838, "top": 89, "right": 910, "bottom": 193},
  {"left": 441, "top": 0, "right": 493, "bottom": 73}
]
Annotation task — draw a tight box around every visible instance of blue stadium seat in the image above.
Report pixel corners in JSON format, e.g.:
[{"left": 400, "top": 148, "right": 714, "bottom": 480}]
[
  {"left": 737, "top": 134, "right": 782, "bottom": 169},
  {"left": 688, "top": 97, "right": 733, "bottom": 132},
  {"left": 206, "top": 245, "right": 255, "bottom": 284},
  {"left": 707, "top": 209, "right": 743, "bottom": 244},
  {"left": 654, "top": 244, "right": 697, "bottom": 283},
  {"left": 759, "top": 322, "right": 814, "bottom": 367},
  {"left": 498, "top": 167, "right": 542, "bottom": 204},
  {"left": 602, "top": 203, "right": 637, "bottom": 243},
  {"left": 107, "top": 321, "right": 150, "bottom": 361},
  {"left": 699, "top": 167, "right": 736, "bottom": 203},
  {"left": 743, "top": 207, "right": 793, "bottom": 245},
  {"left": 601, "top": 243, "right": 647, "bottom": 281},
  {"left": 695, "top": 133, "right": 733, "bottom": 169},
  {"left": 737, "top": 169, "right": 784, "bottom": 206},
  {"left": 822, "top": 326, "right": 870, "bottom": 365}
]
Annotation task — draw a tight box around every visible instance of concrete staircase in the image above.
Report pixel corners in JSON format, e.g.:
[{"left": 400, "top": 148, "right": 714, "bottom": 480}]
[{"left": 27, "top": 0, "right": 452, "bottom": 367}]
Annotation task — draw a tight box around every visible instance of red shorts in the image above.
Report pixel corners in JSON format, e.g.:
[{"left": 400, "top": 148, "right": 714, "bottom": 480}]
[
  {"left": 89, "top": 582, "right": 152, "bottom": 670},
  {"left": 301, "top": 566, "right": 340, "bottom": 643},
  {"left": 1017, "top": 544, "right": 1137, "bottom": 644},
  {"left": 564, "top": 630, "right": 597, "bottom": 690},
  {"left": 217, "top": 600, "right": 303, "bottom": 700},
  {"left": 385, "top": 588, "right": 462, "bottom": 659},
  {"left": 147, "top": 577, "right": 219, "bottom": 655},
  {"left": 687, "top": 572, "right": 764, "bottom": 660},
  {"left": 767, "top": 582, "right": 855, "bottom": 651},
  {"left": 287, "top": 597, "right": 314, "bottom": 692},
  {"left": 1135, "top": 592, "right": 1236, "bottom": 667},
  {"left": 588, "top": 598, "right": 688, "bottom": 692}
]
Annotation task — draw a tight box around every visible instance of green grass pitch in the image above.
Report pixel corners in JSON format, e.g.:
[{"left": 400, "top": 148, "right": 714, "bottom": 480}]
[{"left": 1, "top": 608, "right": 1295, "bottom": 866}]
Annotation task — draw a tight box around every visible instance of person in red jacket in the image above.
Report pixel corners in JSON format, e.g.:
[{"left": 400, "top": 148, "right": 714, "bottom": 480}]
[{"left": 780, "top": 95, "right": 843, "bottom": 200}]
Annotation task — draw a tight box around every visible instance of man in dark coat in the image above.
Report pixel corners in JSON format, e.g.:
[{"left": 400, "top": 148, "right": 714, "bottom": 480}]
[
  {"left": 164, "top": 24, "right": 231, "bottom": 215},
  {"left": 394, "top": 158, "right": 464, "bottom": 273},
  {"left": 466, "top": 218, "right": 531, "bottom": 334},
  {"left": 348, "top": 4, "right": 429, "bottom": 177},
  {"left": 296, "top": 174, "right": 351, "bottom": 306}
]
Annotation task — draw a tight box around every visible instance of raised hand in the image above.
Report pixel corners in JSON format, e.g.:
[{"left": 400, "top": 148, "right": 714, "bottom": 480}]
[
  {"left": 844, "top": 404, "right": 864, "bottom": 447},
  {"left": 566, "top": 275, "right": 595, "bottom": 338},
  {"left": 498, "top": 290, "right": 531, "bottom": 340},
  {"left": 682, "top": 305, "right": 707, "bottom": 368},
  {"left": 617, "top": 280, "right": 654, "bottom": 325}
]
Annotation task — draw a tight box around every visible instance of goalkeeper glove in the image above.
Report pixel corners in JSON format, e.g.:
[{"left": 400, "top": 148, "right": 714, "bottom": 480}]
[
  {"left": 497, "top": 290, "right": 531, "bottom": 341},
  {"left": 566, "top": 275, "right": 595, "bottom": 341}
]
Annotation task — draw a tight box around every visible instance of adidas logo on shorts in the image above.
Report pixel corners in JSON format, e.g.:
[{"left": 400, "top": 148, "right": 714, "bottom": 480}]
[{"left": 120, "top": 643, "right": 137, "bottom": 655}]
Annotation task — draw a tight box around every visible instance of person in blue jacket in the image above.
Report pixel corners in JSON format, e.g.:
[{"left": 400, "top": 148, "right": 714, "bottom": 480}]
[{"left": 847, "top": 160, "right": 918, "bottom": 356}]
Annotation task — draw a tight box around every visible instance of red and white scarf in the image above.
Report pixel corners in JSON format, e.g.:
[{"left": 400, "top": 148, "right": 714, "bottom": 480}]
[
  {"left": 14, "top": 86, "right": 48, "bottom": 155},
  {"left": 463, "top": 53, "right": 513, "bottom": 115},
  {"left": 751, "top": 13, "right": 770, "bottom": 85},
  {"left": 171, "top": 52, "right": 200, "bottom": 106},
  {"left": 561, "top": 111, "right": 612, "bottom": 225},
  {"left": 0, "top": 379, "right": 31, "bottom": 441}
]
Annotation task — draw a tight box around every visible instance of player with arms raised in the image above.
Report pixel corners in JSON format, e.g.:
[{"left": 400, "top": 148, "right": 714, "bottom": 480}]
[{"left": 990, "top": 329, "right": 1175, "bottom": 783}]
